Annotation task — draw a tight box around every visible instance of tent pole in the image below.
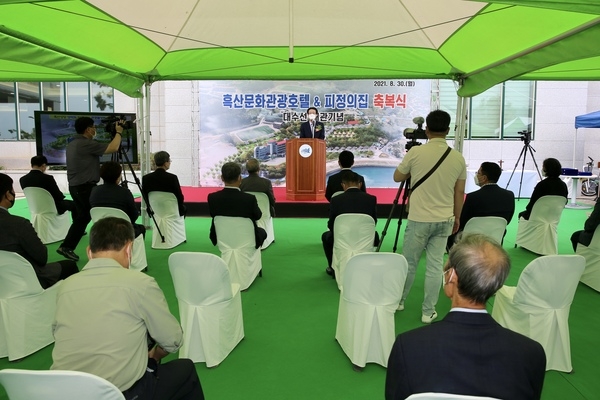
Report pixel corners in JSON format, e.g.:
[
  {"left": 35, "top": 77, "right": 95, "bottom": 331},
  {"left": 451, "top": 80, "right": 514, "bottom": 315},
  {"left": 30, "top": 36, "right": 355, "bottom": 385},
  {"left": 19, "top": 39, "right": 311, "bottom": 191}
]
[
  {"left": 139, "top": 82, "right": 152, "bottom": 226},
  {"left": 454, "top": 94, "right": 468, "bottom": 154},
  {"left": 573, "top": 128, "right": 578, "bottom": 169}
]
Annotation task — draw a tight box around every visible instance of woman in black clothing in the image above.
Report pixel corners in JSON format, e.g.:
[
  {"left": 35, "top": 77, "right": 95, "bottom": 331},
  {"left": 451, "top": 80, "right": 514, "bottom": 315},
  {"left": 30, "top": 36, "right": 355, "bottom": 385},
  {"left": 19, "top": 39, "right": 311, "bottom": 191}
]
[{"left": 518, "top": 158, "right": 568, "bottom": 220}]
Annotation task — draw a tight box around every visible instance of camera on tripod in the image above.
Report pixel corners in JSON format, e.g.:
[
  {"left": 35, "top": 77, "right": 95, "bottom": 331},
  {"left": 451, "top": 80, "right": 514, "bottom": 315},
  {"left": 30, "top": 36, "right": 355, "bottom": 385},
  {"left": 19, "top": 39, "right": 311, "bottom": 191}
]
[
  {"left": 518, "top": 129, "right": 532, "bottom": 143},
  {"left": 102, "top": 114, "right": 134, "bottom": 138},
  {"left": 404, "top": 116, "right": 427, "bottom": 151}
]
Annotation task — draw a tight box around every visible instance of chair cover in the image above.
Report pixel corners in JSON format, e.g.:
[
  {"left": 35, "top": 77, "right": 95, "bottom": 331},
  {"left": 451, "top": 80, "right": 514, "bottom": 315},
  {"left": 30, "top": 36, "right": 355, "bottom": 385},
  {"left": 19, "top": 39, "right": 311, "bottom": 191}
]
[
  {"left": 491, "top": 255, "right": 585, "bottom": 372},
  {"left": 22, "top": 187, "right": 70, "bottom": 244},
  {"left": 0, "top": 251, "right": 61, "bottom": 361},
  {"left": 169, "top": 252, "right": 244, "bottom": 367},
  {"left": 332, "top": 214, "right": 376, "bottom": 290},
  {"left": 461, "top": 216, "right": 507, "bottom": 245},
  {"left": 331, "top": 191, "right": 344, "bottom": 198},
  {"left": 147, "top": 191, "right": 187, "bottom": 249},
  {"left": 515, "top": 195, "right": 566, "bottom": 255},
  {"left": 335, "top": 252, "right": 407, "bottom": 368},
  {"left": 90, "top": 207, "right": 147, "bottom": 272},
  {"left": 246, "top": 192, "right": 274, "bottom": 249},
  {"left": 0, "top": 369, "right": 125, "bottom": 400},
  {"left": 576, "top": 225, "right": 600, "bottom": 291},
  {"left": 214, "top": 216, "right": 262, "bottom": 291},
  {"left": 406, "top": 393, "right": 499, "bottom": 400}
]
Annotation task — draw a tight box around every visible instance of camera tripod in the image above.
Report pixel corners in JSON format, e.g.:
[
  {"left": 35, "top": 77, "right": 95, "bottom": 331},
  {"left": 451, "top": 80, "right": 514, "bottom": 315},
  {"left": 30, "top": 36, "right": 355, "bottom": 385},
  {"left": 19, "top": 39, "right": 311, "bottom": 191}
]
[
  {"left": 112, "top": 144, "right": 165, "bottom": 243},
  {"left": 377, "top": 179, "right": 410, "bottom": 252},
  {"left": 505, "top": 137, "right": 542, "bottom": 199}
]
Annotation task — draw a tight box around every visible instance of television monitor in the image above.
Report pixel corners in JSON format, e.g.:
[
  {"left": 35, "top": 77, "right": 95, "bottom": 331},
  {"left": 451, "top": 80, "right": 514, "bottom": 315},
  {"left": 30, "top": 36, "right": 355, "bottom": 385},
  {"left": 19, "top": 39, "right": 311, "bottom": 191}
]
[{"left": 34, "top": 111, "right": 138, "bottom": 165}]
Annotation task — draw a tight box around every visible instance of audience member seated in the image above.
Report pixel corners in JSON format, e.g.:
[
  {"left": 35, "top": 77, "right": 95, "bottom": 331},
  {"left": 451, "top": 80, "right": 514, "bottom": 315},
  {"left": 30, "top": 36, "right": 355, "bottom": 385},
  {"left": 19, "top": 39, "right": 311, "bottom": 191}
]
[
  {"left": 142, "top": 151, "right": 186, "bottom": 217},
  {"left": 571, "top": 197, "right": 600, "bottom": 251},
  {"left": 0, "top": 173, "right": 78, "bottom": 289},
  {"left": 518, "top": 157, "right": 568, "bottom": 220},
  {"left": 208, "top": 162, "right": 267, "bottom": 249},
  {"left": 51, "top": 217, "right": 204, "bottom": 400},
  {"left": 325, "top": 150, "right": 367, "bottom": 202},
  {"left": 385, "top": 234, "right": 546, "bottom": 400},
  {"left": 20, "top": 155, "right": 77, "bottom": 218},
  {"left": 447, "top": 161, "right": 514, "bottom": 249},
  {"left": 322, "top": 170, "right": 378, "bottom": 277},
  {"left": 90, "top": 161, "right": 145, "bottom": 238},
  {"left": 240, "top": 158, "right": 276, "bottom": 217}
]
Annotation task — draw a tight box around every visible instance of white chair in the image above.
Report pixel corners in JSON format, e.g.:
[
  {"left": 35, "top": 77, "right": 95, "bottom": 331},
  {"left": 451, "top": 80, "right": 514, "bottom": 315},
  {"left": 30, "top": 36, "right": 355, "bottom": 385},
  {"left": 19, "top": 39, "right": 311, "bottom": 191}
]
[
  {"left": 331, "top": 214, "right": 376, "bottom": 290},
  {"left": 90, "top": 207, "right": 147, "bottom": 272},
  {"left": 246, "top": 191, "right": 275, "bottom": 249},
  {"left": 461, "top": 216, "right": 507, "bottom": 245},
  {"left": 515, "top": 195, "right": 567, "bottom": 255},
  {"left": 335, "top": 252, "right": 407, "bottom": 369},
  {"left": 491, "top": 255, "right": 585, "bottom": 372},
  {"left": 0, "top": 369, "right": 125, "bottom": 400},
  {"left": 406, "top": 393, "right": 499, "bottom": 400},
  {"left": 22, "top": 187, "right": 70, "bottom": 244},
  {"left": 214, "top": 216, "right": 262, "bottom": 291},
  {"left": 168, "top": 252, "right": 244, "bottom": 367},
  {"left": 147, "top": 191, "right": 187, "bottom": 249},
  {"left": 331, "top": 191, "right": 344, "bottom": 198},
  {"left": 576, "top": 225, "right": 600, "bottom": 291},
  {"left": 0, "top": 251, "right": 61, "bottom": 361}
]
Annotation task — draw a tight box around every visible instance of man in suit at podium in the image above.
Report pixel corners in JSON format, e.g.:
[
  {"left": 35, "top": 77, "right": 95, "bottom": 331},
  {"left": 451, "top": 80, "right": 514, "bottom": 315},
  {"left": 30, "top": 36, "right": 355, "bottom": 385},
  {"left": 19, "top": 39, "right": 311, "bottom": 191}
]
[
  {"left": 208, "top": 162, "right": 267, "bottom": 249},
  {"left": 20, "top": 155, "right": 76, "bottom": 218},
  {"left": 299, "top": 107, "right": 325, "bottom": 139},
  {"left": 322, "top": 170, "right": 378, "bottom": 277},
  {"left": 325, "top": 150, "right": 367, "bottom": 201}
]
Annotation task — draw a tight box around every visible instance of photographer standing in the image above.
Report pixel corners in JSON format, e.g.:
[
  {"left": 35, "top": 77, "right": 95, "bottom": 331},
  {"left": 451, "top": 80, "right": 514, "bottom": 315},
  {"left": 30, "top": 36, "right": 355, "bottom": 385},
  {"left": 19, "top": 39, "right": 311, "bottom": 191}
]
[{"left": 56, "top": 116, "right": 122, "bottom": 261}]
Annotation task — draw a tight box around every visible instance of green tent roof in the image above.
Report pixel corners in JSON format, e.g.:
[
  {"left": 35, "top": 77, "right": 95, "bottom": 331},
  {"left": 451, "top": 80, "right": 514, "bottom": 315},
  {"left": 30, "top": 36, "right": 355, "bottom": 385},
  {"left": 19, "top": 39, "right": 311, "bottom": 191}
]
[{"left": 1, "top": 0, "right": 599, "bottom": 98}]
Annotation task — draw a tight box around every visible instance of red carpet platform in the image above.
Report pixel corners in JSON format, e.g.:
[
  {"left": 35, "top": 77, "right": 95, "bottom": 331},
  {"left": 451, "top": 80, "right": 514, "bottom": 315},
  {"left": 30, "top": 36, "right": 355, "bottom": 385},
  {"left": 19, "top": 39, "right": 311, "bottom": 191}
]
[{"left": 179, "top": 186, "right": 404, "bottom": 218}]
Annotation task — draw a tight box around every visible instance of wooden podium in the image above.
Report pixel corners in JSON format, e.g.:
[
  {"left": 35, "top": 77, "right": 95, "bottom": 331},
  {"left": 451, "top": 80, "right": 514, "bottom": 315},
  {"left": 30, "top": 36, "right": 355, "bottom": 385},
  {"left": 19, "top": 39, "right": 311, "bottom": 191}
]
[{"left": 286, "top": 138, "right": 326, "bottom": 201}]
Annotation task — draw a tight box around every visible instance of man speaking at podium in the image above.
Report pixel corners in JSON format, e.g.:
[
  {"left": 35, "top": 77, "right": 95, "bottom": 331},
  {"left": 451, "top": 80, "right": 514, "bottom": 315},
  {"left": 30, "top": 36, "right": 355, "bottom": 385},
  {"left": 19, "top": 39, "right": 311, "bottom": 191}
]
[{"left": 300, "top": 107, "right": 325, "bottom": 139}]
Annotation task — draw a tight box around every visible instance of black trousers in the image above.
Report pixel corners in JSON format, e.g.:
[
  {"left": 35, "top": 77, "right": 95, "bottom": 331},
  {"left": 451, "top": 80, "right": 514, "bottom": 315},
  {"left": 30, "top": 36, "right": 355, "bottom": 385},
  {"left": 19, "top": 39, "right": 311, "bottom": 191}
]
[
  {"left": 321, "top": 231, "right": 380, "bottom": 267},
  {"left": 122, "top": 359, "right": 204, "bottom": 400},
  {"left": 571, "top": 230, "right": 583, "bottom": 252},
  {"left": 61, "top": 183, "right": 95, "bottom": 250}
]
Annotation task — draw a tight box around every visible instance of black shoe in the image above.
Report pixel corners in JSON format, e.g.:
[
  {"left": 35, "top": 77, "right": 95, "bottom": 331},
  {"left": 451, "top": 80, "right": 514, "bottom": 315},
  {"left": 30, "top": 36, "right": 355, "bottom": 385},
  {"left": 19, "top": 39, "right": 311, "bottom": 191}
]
[
  {"left": 352, "top": 364, "right": 364, "bottom": 372},
  {"left": 57, "top": 247, "right": 79, "bottom": 262},
  {"left": 325, "top": 267, "right": 335, "bottom": 278}
]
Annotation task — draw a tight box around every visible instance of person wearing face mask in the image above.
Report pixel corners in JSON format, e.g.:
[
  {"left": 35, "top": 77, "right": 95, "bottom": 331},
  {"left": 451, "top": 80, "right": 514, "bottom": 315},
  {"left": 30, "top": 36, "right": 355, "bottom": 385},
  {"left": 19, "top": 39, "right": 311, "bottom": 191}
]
[
  {"left": 518, "top": 157, "right": 568, "bottom": 220},
  {"left": 446, "top": 162, "right": 515, "bottom": 250},
  {"left": 56, "top": 116, "right": 123, "bottom": 263},
  {"left": 385, "top": 234, "right": 546, "bottom": 400},
  {"left": 299, "top": 107, "right": 325, "bottom": 139},
  {"left": 52, "top": 217, "right": 204, "bottom": 400},
  {"left": 0, "top": 173, "right": 78, "bottom": 288}
]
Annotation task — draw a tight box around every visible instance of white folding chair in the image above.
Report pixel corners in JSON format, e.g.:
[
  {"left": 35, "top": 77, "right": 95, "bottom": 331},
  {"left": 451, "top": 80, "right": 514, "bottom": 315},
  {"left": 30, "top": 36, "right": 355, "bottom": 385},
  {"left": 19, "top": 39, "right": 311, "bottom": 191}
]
[
  {"left": 0, "top": 251, "right": 61, "bottom": 361},
  {"left": 331, "top": 214, "right": 376, "bottom": 290},
  {"left": 406, "top": 393, "right": 499, "bottom": 400},
  {"left": 491, "top": 255, "right": 585, "bottom": 372},
  {"left": 246, "top": 192, "right": 275, "bottom": 249},
  {"left": 515, "top": 195, "right": 566, "bottom": 255},
  {"left": 0, "top": 369, "right": 125, "bottom": 400},
  {"left": 461, "top": 216, "right": 507, "bottom": 245},
  {"left": 22, "top": 187, "right": 70, "bottom": 244},
  {"left": 331, "top": 191, "right": 344, "bottom": 198},
  {"left": 214, "top": 216, "right": 262, "bottom": 291},
  {"left": 147, "top": 191, "right": 187, "bottom": 249},
  {"left": 168, "top": 252, "right": 244, "bottom": 367},
  {"left": 335, "top": 252, "right": 407, "bottom": 369},
  {"left": 90, "top": 207, "right": 147, "bottom": 272},
  {"left": 576, "top": 225, "right": 600, "bottom": 291}
]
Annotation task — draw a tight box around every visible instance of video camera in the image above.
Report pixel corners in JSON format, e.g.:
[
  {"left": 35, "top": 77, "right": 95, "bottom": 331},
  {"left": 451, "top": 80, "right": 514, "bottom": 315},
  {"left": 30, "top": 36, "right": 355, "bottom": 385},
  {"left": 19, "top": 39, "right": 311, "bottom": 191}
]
[
  {"left": 404, "top": 116, "right": 427, "bottom": 151},
  {"left": 102, "top": 114, "right": 135, "bottom": 138},
  {"left": 518, "top": 129, "right": 532, "bottom": 143}
]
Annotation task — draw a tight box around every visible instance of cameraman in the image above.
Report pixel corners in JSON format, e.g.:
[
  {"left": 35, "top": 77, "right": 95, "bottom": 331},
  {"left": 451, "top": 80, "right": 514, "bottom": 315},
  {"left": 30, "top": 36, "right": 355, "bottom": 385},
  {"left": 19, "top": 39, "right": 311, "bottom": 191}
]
[{"left": 56, "top": 116, "right": 123, "bottom": 262}]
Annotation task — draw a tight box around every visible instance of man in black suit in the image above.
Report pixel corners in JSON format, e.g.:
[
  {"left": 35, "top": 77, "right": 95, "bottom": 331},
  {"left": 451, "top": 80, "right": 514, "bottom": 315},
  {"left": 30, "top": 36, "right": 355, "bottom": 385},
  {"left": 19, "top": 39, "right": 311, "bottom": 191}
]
[
  {"left": 20, "top": 155, "right": 76, "bottom": 218},
  {"left": 447, "top": 162, "right": 515, "bottom": 249},
  {"left": 0, "top": 173, "right": 78, "bottom": 289},
  {"left": 322, "top": 170, "right": 378, "bottom": 276},
  {"left": 240, "top": 158, "right": 276, "bottom": 217},
  {"left": 299, "top": 107, "right": 325, "bottom": 139},
  {"left": 208, "top": 162, "right": 267, "bottom": 249},
  {"left": 142, "top": 151, "right": 186, "bottom": 217},
  {"left": 571, "top": 197, "right": 600, "bottom": 251},
  {"left": 325, "top": 150, "right": 367, "bottom": 201},
  {"left": 386, "top": 234, "right": 546, "bottom": 400},
  {"left": 90, "top": 161, "right": 145, "bottom": 238}
]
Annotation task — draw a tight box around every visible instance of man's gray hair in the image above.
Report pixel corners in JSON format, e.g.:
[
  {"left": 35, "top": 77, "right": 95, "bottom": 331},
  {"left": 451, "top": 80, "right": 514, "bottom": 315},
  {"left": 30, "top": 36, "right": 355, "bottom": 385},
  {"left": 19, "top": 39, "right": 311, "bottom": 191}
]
[
  {"left": 448, "top": 234, "right": 511, "bottom": 304},
  {"left": 246, "top": 158, "right": 260, "bottom": 174}
]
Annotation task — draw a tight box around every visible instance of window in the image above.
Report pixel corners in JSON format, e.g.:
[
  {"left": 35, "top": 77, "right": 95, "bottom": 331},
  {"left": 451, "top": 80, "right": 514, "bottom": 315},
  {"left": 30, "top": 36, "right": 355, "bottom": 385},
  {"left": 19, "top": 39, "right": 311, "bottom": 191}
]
[
  {"left": 0, "top": 83, "right": 17, "bottom": 141},
  {"left": 17, "top": 82, "right": 40, "bottom": 140}
]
